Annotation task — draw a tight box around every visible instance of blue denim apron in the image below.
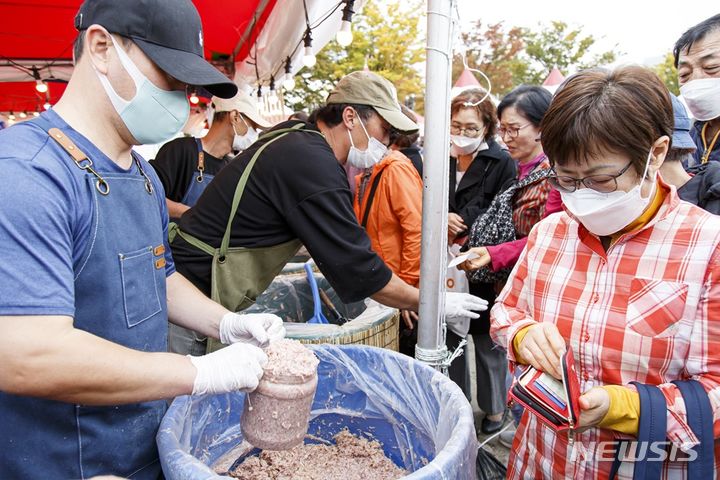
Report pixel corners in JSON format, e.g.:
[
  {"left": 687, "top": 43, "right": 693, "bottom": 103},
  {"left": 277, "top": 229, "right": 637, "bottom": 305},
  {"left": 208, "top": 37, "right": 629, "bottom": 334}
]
[
  {"left": 0, "top": 116, "right": 168, "bottom": 478},
  {"left": 179, "top": 138, "right": 214, "bottom": 208}
]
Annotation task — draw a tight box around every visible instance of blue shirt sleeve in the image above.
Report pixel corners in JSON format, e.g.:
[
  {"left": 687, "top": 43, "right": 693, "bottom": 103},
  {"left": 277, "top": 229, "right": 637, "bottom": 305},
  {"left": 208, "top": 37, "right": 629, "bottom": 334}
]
[{"left": 0, "top": 143, "right": 77, "bottom": 316}]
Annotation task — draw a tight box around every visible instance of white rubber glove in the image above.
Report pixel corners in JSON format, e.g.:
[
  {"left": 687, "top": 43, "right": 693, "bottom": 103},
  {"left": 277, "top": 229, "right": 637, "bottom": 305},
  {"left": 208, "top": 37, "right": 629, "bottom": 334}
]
[
  {"left": 444, "top": 292, "right": 489, "bottom": 319},
  {"left": 219, "top": 312, "right": 285, "bottom": 347},
  {"left": 189, "top": 343, "right": 268, "bottom": 395}
]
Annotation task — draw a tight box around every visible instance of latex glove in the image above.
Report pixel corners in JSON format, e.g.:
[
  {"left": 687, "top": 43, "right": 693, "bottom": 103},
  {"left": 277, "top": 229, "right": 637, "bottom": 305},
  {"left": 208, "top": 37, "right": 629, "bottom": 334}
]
[
  {"left": 444, "top": 292, "right": 489, "bottom": 319},
  {"left": 219, "top": 312, "right": 285, "bottom": 347},
  {"left": 189, "top": 343, "right": 268, "bottom": 394}
]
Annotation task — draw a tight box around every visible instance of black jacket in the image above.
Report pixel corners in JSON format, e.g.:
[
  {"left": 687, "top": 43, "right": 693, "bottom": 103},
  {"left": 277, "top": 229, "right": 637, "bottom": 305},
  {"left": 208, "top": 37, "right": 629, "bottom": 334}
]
[
  {"left": 449, "top": 139, "right": 517, "bottom": 236},
  {"left": 401, "top": 145, "right": 423, "bottom": 176},
  {"left": 679, "top": 162, "right": 720, "bottom": 215}
]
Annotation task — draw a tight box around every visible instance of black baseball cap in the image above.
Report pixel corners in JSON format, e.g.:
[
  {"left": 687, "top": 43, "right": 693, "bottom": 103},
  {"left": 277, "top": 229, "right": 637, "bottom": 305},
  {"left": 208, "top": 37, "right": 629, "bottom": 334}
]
[{"left": 75, "top": 0, "right": 238, "bottom": 98}]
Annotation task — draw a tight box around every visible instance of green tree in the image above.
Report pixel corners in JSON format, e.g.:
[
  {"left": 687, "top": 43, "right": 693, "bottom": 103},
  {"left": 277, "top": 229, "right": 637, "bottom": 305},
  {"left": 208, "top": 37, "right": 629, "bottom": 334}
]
[
  {"left": 655, "top": 52, "right": 680, "bottom": 95},
  {"left": 453, "top": 20, "right": 528, "bottom": 97},
  {"left": 283, "top": 0, "right": 425, "bottom": 113},
  {"left": 522, "top": 21, "right": 621, "bottom": 84}
]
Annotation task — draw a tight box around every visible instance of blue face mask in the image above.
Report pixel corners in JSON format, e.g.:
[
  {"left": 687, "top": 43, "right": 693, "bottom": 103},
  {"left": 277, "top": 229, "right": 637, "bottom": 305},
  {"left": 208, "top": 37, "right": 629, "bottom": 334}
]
[{"left": 94, "top": 37, "right": 190, "bottom": 145}]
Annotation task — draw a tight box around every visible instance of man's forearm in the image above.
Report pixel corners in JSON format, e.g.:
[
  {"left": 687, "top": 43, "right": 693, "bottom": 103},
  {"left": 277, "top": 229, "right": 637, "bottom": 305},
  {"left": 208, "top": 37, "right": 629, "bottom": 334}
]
[
  {"left": 0, "top": 315, "right": 195, "bottom": 405},
  {"left": 167, "top": 198, "right": 190, "bottom": 219},
  {"left": 370, "top": 273, "right": 420, "bottom": 311},
  {"left": 166, "top": 272, "right": 227, "bottom": 338}
]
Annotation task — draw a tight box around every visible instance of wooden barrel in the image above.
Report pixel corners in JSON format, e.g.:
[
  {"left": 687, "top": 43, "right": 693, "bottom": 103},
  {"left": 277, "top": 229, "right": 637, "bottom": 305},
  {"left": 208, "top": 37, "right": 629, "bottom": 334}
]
[
  {"left": 286, "top": 302, "right": 399, "bottom": 351},
  {"left": 246, "top": 271, "right": 399, "bottom": 352}
]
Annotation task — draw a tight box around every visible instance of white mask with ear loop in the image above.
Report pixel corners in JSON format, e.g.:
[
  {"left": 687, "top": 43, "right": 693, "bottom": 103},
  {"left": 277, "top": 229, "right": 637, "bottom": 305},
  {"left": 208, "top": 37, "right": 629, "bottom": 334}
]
[
  {"left": 680, "top": 78, "right": 720, "bottom": 122},
  {"left": 232, "top": 114, "right": 258, "bottom": 152},
  {"left": 560, "top": 148, "right": 657, "bottom": 236},
  {"left": 451, "top": 135, "right": 486, "bottom": 156},
  {"left": 346, "top": 112, "right": 388, "bottom": 168},
  {"left": 93, "top": 36, "right": 189, "bottom": 145}
]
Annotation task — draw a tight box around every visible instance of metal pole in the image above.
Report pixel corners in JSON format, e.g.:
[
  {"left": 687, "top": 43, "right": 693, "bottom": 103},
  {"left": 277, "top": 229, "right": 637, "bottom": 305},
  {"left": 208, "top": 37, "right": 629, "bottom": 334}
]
[{"left": 415, "top": 0, "right": 454, "bottom": 370}]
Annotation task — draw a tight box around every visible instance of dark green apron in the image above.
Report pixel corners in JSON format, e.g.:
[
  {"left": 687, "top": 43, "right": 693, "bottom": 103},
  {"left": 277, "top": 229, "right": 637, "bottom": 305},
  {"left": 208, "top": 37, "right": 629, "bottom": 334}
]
[{"left": 170, "top": 125, "right": 322, "bottom": 352}]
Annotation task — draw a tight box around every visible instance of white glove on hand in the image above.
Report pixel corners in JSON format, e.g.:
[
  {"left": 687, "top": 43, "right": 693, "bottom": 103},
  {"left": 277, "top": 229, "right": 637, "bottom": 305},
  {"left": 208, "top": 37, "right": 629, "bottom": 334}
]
[
  {"left": 444, "top": 292, "right": 489, "bottom": 319},
  {"left": 189, "top": 343, "right": 268, "bottom": 395},
  {"left": 219, "top": 312, "right": 285, "bottom": 347}
]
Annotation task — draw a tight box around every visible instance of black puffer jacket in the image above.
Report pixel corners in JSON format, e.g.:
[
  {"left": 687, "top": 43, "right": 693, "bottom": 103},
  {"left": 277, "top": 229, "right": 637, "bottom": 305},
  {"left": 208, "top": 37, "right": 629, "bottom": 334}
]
[{"left": 679, "top": 162, "right": 720, "bottom": 215}]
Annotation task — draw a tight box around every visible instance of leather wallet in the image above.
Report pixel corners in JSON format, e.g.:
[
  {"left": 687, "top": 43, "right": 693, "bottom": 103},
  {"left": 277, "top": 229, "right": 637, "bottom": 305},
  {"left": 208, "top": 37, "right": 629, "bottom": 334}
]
[{"left": 509, "top": 348, "right": 581, "bottom": 432}]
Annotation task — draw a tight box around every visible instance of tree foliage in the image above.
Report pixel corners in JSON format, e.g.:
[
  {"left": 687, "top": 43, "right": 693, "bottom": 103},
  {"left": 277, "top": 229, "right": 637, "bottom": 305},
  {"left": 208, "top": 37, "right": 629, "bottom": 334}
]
[
  {"left": 284, "top": 0, "right": 425, "bottom": 113},
  {"left": 654, "top": 52, "right": 680, "bottom": 95},
  {"left": 453, "top": 20, "right": 621, "bottom": 95},
  {"left": 286, "top": 9, "right": 625, "bottom": 114},
  {"left": 453, "top": 20, "right": 527, "bottom": 97},
  {"left": 522, "top": 21, "right": 621, "bottom": 84}
]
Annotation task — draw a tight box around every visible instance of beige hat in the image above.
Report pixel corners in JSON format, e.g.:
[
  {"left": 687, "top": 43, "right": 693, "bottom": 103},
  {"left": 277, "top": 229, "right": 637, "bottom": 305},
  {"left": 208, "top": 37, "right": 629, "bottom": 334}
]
[
  {"left": 211, "top": 90, "right": 272, "bottom": 129},
  {"left": 326, "top": 71, "right": 419, "bottom": 132}
]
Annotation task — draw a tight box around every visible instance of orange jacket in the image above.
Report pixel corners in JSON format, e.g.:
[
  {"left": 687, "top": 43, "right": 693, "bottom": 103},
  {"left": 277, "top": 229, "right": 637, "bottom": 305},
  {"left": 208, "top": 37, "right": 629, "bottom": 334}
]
[{"left": 354, "top": 150, "right": 423, "bottom": 287}]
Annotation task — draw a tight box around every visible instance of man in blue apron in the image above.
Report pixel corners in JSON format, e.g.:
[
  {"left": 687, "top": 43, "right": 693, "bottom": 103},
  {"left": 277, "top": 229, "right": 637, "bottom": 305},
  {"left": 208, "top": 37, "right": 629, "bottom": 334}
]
[
  {"left": 0, "top": 1, "right": 284, "bottom": 478},
  {"left": 152, "top": 90, "right": 271, "bottom": 220}
]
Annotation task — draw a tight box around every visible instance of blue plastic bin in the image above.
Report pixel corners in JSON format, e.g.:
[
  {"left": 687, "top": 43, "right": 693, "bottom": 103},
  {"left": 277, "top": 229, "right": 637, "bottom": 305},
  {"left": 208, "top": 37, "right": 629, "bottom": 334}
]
[{"left": 157, "top": 344, "right": 477, "bottom": 479}]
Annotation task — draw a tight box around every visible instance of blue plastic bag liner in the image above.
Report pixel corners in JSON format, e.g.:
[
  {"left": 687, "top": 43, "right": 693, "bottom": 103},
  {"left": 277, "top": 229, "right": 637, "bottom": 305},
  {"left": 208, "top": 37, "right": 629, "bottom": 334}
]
[{"left": 157, "top": 344, "right": 477, "bottom": 479}]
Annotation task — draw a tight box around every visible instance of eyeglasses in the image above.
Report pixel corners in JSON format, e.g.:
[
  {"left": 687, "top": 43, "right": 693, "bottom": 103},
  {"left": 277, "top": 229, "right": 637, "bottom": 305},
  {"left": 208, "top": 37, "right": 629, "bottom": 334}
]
[
  {"left": 450, "top": 124, "right": 482, "bottom": 138},
  {"left": 497, "top": 122, "right": 531, "bottom": 140},
  {"left": 548, "top": 160, "right": 635, "bottom": 193}
]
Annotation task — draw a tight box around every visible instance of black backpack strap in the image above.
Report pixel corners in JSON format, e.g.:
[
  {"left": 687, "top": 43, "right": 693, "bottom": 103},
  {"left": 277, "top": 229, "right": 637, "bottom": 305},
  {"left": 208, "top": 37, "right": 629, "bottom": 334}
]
[{"left": 361, "top": 169, "right": 385, "bottom": 228}]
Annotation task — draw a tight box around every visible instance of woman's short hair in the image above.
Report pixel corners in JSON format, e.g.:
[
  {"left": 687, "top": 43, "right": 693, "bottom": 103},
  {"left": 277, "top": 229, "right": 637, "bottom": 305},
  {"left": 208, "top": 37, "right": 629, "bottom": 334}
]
[
  {"left": 450, "top": 88, "right": 497, "bottom": 140},
  {"left": 497, "top": 85, "right": 552, "bottom": 128},
  {"left": 540, "top": 66, "right": 673, "bottom": 176}
]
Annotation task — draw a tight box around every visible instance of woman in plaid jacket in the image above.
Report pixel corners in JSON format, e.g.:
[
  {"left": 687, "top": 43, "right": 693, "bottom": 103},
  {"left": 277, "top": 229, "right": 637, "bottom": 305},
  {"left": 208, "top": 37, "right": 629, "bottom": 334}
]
[{"left": 491, "top": 65, "right": 720, "bottom": 478}]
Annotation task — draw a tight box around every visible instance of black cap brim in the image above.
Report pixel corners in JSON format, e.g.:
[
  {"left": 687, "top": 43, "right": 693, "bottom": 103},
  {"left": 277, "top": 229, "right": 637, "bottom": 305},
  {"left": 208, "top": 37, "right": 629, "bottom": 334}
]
[{"left": 133, "top": 38, "right": 237, "bottom": 98}]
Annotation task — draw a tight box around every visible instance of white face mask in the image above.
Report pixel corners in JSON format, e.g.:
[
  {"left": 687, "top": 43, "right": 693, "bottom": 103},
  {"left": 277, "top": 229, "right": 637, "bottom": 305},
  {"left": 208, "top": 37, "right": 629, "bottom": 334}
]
[
  {"left": 94, "top": 37, "right": 189, "bottom": 145},
  {"left": 232, "top": 115, "right": 258, "bottom": 152},
  {"left": 346, "top": 113, "right": 387, "bottom": 168},
  {"left": 680, "top": 78, "right": 720, "bottom": 122},
  {"left": 560, "top": 150, "right": 656, "bottom": 237},
  {"left": 450, "top": 134, "right": 484, "bottom": 156}
]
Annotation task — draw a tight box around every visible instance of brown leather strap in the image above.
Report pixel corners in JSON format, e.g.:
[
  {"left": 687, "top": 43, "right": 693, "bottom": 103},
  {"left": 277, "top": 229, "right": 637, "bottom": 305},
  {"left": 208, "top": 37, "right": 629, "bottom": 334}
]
[
  {"left": 47, "top": 127, "right": 110, "bottom": 195},
  {"left": 48, "top": 127, "right": 90, "bottom": 165}
]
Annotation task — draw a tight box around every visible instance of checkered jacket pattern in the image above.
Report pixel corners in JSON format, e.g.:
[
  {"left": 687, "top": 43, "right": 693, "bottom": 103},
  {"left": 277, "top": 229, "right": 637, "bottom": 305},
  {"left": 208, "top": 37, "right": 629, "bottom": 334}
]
[{"left": 491, "top": 184, "right": 720, "bottom": 479}]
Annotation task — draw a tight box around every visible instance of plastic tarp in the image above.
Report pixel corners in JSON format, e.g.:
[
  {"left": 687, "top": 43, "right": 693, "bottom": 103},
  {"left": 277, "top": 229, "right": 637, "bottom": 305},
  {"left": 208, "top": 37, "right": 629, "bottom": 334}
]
[
  {"left": 244, "top": 271, "right": 366, "bottom": 324},
  {"left": 244, "top": 271, "right": 399, "bottom": 342},
  {"left": 157, "top": 344, "right": 477, "bottom": 479}
]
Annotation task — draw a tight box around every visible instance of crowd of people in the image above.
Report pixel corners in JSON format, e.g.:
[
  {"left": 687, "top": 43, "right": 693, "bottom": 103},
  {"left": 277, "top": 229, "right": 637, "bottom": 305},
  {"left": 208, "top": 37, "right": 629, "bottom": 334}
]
[{"left": 1, "top": 0, "right": 720, "bottom": 477}]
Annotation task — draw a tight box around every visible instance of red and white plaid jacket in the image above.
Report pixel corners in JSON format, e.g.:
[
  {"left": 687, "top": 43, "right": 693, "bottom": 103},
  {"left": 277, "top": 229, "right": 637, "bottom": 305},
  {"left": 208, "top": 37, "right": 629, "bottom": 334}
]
[{"left": 491, "top": 183, "right": 720, "bottom": 479}]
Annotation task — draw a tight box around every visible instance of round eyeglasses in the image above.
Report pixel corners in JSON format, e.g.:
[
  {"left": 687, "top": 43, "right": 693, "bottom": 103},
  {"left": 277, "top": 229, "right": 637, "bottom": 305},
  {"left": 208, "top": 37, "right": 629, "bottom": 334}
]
[
  {"left": 497, "top": 122, "right": 531, "bottom": 140},
  {"left": 548, "top": 160, "right": 635, "bottom": 193},
  {"left": 450, "top": 125, "right": 482, "bottom": 138}
]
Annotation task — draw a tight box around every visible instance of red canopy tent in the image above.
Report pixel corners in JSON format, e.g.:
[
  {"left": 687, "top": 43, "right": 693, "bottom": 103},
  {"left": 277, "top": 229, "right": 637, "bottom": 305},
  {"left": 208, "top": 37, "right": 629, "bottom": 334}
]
[{"left": 0, "top": 0, "right": 279, "bottom": 113}]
